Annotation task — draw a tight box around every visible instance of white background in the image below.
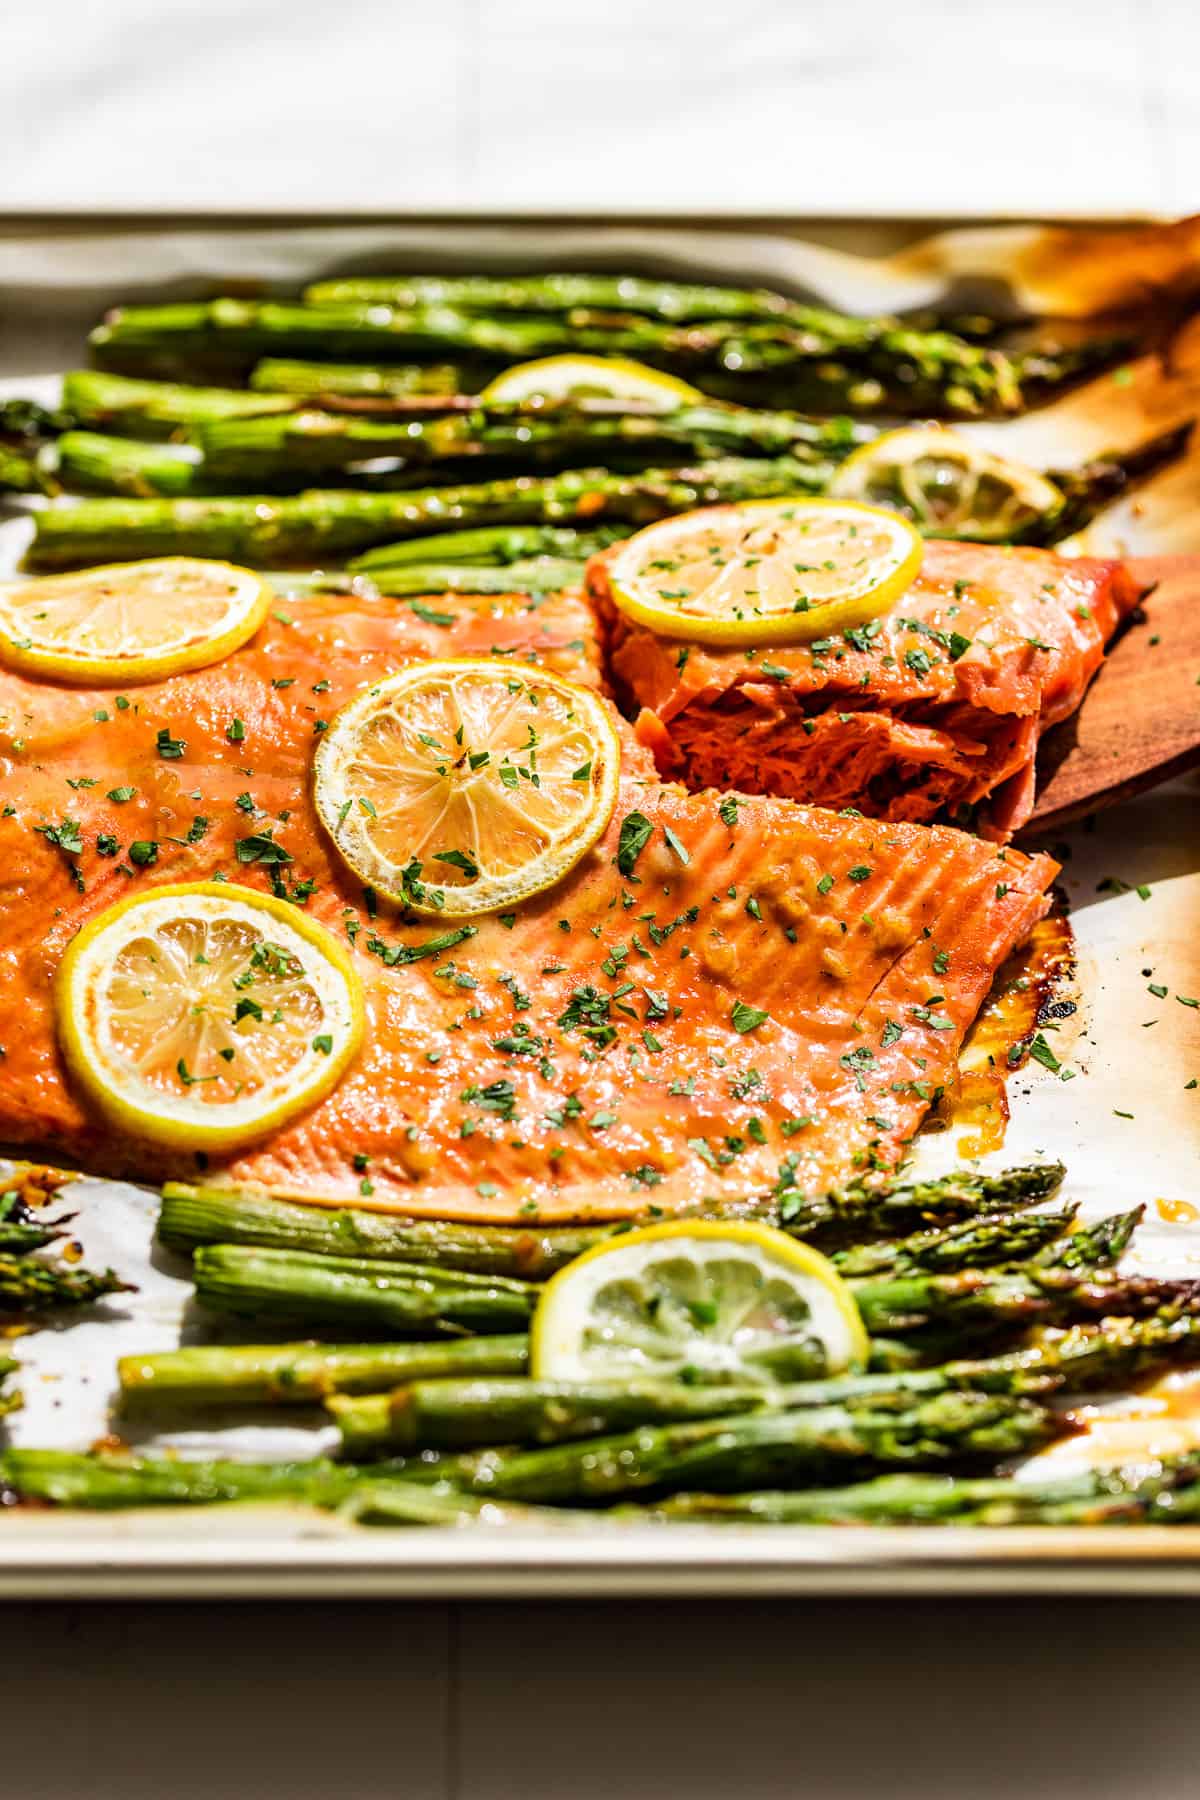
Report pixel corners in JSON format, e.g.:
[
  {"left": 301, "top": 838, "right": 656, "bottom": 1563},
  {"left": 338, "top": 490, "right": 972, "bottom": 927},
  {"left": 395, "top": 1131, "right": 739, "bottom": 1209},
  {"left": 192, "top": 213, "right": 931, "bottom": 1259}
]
[
  {"left": 1, "top": 0, "right": 1198, "bottom": 218},
  {"left": 3, "top": 2, "right": 1200, "bottom": 1795}
]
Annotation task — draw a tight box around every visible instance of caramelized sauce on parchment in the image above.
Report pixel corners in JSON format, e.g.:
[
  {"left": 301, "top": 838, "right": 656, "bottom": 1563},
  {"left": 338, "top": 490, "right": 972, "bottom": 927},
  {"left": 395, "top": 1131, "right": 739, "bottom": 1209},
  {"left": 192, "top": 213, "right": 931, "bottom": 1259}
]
[{"left": 927, "top": 906, "right": 1077, "bottom": 1156}]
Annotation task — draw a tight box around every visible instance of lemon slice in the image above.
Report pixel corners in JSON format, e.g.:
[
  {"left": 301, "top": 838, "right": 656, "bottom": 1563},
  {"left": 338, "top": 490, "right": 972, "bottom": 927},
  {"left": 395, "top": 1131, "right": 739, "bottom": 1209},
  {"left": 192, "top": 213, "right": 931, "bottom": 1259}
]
[
  {"left": 0, "top": 558, "right": 273, "bottom": 685},
  {"left": 829, "top": 426, "right": 1064, "bottom": 544},
  {"left": 313, "top": 658, "right": 621, "bottom": 918},
  {"left": 531, "top": 1219, "right": 868, "bottom": 1386},
  {"left": 482, "top": 354, "right": 702, "bottom": 412},
  {"left": 605, "top": 497, "right": 922, "bottom": 647},
  {"left": 56, "top": 883, "right": 364, "bottom": 1151}
]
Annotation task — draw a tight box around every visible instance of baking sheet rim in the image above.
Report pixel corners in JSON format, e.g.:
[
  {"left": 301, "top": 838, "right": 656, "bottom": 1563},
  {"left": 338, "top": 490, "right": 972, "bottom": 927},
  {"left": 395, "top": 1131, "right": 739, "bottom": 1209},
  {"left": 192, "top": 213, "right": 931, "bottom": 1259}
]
[{"left": 2, "top": 205, "right": 1197, "bottom": 1598}]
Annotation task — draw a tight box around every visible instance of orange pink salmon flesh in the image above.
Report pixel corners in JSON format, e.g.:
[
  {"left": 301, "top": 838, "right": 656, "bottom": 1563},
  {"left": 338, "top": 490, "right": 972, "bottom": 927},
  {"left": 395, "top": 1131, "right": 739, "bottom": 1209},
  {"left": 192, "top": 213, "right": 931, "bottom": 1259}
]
[
  {"left": 0, "top": 582, "right": 1056, "bottom": 1218},
  {"left": 590, "top": 538, "right": 1145, "bottom": 842}
]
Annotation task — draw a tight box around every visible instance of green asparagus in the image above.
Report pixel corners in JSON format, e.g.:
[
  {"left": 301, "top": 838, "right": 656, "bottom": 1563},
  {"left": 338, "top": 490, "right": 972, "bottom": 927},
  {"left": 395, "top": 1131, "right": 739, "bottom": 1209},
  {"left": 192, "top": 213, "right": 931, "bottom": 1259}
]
[
  {"left": 0, "top": 1355, "right": 20, "bottom": 1418},
  {"left": 831, "top": 1205, "right": 1078, "bottom": 1278},
  {"left": 1033, "top": 1206, "right": 1144, "bottom": 1272},
  {"left": 852, "top": 1264, "right": 1200, "bottom": 1341},
  {"left": 250, "top": 358, "right": 473, "bottom": 397},
  {"left": 89, "top": 297, "right": 1128, "bottom": 417},
  {"left": 190, "top": 400, "right": 862, "bottom": 488},
  {"left": 780, "top": 1161, "right": 1066, "bottom": 1245},
  {"left": 301, "top": 272, "right": 830, "bottom": 323},
  {"left": 457, "top": 1391, "right": 1061, "bottom": 1504},
  {"left": 0, "top": 445, "right": 43, "bottom": 494},
  {"left": 0, "top": 1218, "right": 70, "bottom": 1253},
  {"left": 62, "top": 369, "right": 300, "bottom": 438},
  {"left": 0, "top": 1251, "right": 132, "bottom": 1315},
  {"left": 330, "top": 1309, "right": 1200, "bottom": 1457},
  {"left": 118, "top": 1334, "right": 530, "bottom": 1407},
  {"left": 55, "top": 430, "right": 202, "bottom": 496},
  {"left": 652, "top": 1455, "right": 1200, "bottom": 1525},
  {"left": 338, "top": 1479, "right": 578, "bottom": 1528},
  {"left": 348, "top": 523, "right": 625, "bottom": 567},
  {"left": 191, "top": 1243, "right": 537, "bottom": 1334},
  {"left": 0, "top": 1447, "right": 359, "bottom": 1509},
  {"left": 158, "top": 1164, "right": 1067, "bottom": 1279},
  {"left": 1034, "top": 424, "right": 1195, "bottom": 545},
  {"left": 28, "top": 458, "right": 828, "bottom": 567},
  {"left": 158, "top": 1182, "right": 631, "bottom": 1276},
  {"left": 329, "top": 1378, "right": 773, "bottom": 1456}
]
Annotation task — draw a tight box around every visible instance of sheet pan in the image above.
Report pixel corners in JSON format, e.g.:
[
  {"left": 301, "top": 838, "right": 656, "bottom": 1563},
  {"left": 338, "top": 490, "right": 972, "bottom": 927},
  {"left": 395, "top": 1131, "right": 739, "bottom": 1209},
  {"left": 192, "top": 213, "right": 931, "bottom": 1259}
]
[{"left": 1, "top": 213, "right": 1198, "bottom": 1596}]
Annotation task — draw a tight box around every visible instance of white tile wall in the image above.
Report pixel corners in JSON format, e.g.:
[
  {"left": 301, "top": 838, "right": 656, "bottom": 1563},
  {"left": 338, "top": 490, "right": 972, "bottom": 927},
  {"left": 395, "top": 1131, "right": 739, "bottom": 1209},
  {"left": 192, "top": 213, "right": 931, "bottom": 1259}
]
[{"left": 1, "top": 0, "right": 1197, "bottom": 214}]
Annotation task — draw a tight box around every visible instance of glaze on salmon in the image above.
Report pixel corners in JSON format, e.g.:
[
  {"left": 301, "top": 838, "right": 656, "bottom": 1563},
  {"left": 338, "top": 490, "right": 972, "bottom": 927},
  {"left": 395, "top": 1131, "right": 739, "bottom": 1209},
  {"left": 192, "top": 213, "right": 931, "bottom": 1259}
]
[
  {"left": 0, "top": 584, "right": 1055, "bottom": 1218},
  {"left": 591, "top": 538, "right": 1145, "bottom": 840}
]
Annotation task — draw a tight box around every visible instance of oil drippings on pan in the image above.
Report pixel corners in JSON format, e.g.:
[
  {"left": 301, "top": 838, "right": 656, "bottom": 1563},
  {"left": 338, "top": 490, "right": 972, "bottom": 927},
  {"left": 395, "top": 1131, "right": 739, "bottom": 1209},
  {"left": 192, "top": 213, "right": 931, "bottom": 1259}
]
[{"left": 925, "top": 906, "right": 1077, "bottom": 1157}]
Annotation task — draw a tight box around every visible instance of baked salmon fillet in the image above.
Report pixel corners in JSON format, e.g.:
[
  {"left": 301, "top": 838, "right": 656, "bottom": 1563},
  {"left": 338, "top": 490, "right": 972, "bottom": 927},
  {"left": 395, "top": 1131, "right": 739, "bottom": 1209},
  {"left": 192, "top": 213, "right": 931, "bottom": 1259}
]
[
  {"left": 0, "top": 583, "right": 1054, "bottom": 1218},
  {"left": 592, "top": 539, "right": 1145, "bottom": 840}
]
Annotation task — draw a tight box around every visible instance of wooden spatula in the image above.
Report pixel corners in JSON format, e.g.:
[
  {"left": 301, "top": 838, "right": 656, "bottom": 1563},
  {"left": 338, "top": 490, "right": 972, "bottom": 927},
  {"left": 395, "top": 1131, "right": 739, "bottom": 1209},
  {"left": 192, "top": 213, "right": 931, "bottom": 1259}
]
[{"left": 1027, "top": 556, "right": 1200, "bottom": 833}]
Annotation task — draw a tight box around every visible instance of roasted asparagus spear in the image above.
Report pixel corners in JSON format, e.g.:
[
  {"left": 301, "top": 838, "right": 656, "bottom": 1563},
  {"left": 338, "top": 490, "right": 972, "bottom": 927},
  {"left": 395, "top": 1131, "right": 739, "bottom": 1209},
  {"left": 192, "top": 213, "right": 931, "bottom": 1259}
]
[
  {"left": 191, "top": 1243, "right": 537, "bottom": 1334},
  {"left": 28, "top": 457, "right": 828, "bottom": 567},
  {"left": 453, "top": 1391, "right": 1062, "bottom": 1504},
  {"left": 89, "top": 297, "right": 1127, "bottom": 417},
  {"left": 652, "top": 1454, "right": 1200, "bottom": 1525},
  {"left": 118, "top": 1335, "right": 530, "bottom": 1407}
]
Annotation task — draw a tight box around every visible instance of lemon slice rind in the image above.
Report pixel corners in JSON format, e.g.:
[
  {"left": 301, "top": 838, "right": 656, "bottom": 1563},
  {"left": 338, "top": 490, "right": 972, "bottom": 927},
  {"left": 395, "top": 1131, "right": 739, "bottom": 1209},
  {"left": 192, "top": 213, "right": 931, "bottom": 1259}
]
[
  {"left": 482, "top": 354, "right": 703, "bottom": 412},
  {"left": 530, "top": 1218, "right": 869, "bottom": 1385},
  {"left": 604, "top": 497, "right": 923, "bottom": 647},
  {"left": 313, "top": 658, "right": 621, "bottom": 919},
  {"left": 56, "top": 882, "right": 364, "bottom": 1151},
  {"left": 829, "top": 426, "right": 1063, "bottom": 544},
  {"left": 0, "top": 557, "right": 274, "bottom": 685}
]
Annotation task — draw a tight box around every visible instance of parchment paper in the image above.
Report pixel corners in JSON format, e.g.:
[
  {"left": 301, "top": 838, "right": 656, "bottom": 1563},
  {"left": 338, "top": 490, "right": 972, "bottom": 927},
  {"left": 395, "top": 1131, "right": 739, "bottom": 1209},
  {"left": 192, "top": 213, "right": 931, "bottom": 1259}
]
[{"left": 1, "top": 217, "right": 1197, "bottom": 1507}]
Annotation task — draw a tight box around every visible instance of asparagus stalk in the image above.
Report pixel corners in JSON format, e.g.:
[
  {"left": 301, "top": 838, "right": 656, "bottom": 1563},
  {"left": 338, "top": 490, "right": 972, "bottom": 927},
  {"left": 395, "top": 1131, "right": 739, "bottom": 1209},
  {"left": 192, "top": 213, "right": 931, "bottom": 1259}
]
[
  {"left": 28, "top": 457, "right": 828, "bottom": 568},
  {"left": 330, "top": 1308, "right": 1200, "bottom": 1457},
  {"left": 349, "top": 523, "right": 625, "bottom": 567},
  {"left": 780, "top": 1161, "right": 1066, "bottom": 1245},
  {"left": 62, "top": 369, "right": 300, "bottom": 438},
  {"left": 831, "top": 1205, "right": 1078, "bottom": 1278},
  {"left": 192, "top": 401, "right": 862, "bottom": 488},
  {"left": 55, "top": 410, "right": 846, "bottom": 496},
  {"left": 301, "top": 273, "right": 823, "bottom": 323},
  {"left": 0, "top": 1219, "right": 72, "bottom": 1253},
  {"left": 159, "top": 1183, "right": 625, "bottom": 1276},
  {"left": 789, "top": 1313, "right": 1200, "bottom": 1403},
  {"left": 338, "top": 1479, "right": 577, "bottom": 1529},
  {"left": 54, "top": 431, "right": 202, "bottom": 496},
  {"left": 296, "top": 279, "right": 1030, "bottom": 355},
  {"left": 0, "top": 1356, "right": 20, "bottom": 1418},
  {"left": 329, "top": 1378, "right": 773, "bottom": 1456},
  {"left": 852, "top": 1265, "right": 1200, "bottom": 1340},
  {"left": 90, "top": 298, "right": 1126, "bottom": 417},
  {"left": 250, "top": 358, "right": 473, "bottom": 397},
  {"left": 1033, "top": 1206, "right": 1144, "bottom": 1272},
  {"left": 0, "top": 445, "right": 43, "bottom": 494},
  {"left": 158, "top": 1163, "right": 1066, "bottom": 1279},
  {"left": 459, "top": 1391, "right": 1061, "bottom": 1505},
  {"left": 653, "top": 1455, "right": 1200, "bottom": 1526},
  {"left": 1034, "top": 423, "right": 1195, "bottom": 546},
  {"left": 118, "top": 1334, "right": 530, "bottom": 1407},
  {"left": 192, "top": 1243, "right": 536, "bottom": 1334},
  {"left": 0, "top": 1252, "right": 132, "bottom": 1315},
  {"left": 0, "top": 1447, "right": 358, "bottom": 1509}
]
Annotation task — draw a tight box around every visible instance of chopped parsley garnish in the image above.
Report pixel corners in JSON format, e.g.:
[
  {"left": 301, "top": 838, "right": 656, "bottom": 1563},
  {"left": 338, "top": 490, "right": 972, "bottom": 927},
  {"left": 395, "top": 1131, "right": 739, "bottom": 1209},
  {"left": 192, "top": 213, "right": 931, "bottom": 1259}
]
[{"left": 616, "top": 810, "right": 653, "bottom": 877}]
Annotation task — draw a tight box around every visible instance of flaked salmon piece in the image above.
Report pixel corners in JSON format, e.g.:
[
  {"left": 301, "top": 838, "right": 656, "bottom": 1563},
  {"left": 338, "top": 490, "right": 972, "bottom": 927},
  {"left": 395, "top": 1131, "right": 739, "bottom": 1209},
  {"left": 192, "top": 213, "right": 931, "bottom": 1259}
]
[
  {"left": 0, "top": 583, "right": 1054, "bottom": 1218},
  {"left": 591, "top": 538, "right": 1146, "bottom": 841}
]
